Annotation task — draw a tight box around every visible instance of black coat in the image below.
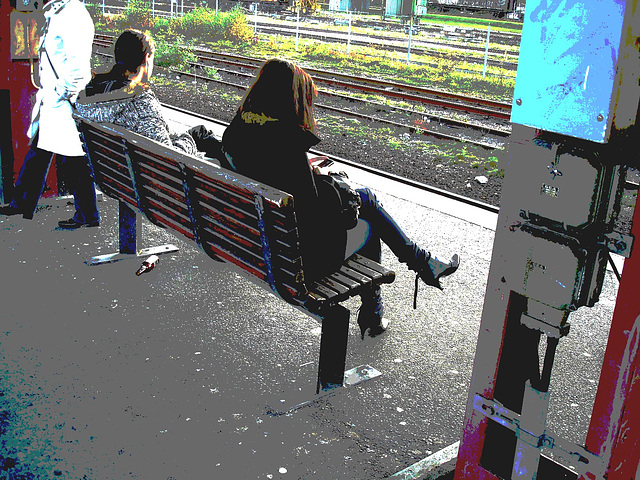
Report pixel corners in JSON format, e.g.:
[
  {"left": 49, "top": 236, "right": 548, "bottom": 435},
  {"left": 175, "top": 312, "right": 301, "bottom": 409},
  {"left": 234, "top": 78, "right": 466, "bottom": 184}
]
[
  {"left": 84, "top": 69, "right": 130, "bottom": 97},
  {"left": 221, "top": 114, "right": 346, "bottom": 283}
]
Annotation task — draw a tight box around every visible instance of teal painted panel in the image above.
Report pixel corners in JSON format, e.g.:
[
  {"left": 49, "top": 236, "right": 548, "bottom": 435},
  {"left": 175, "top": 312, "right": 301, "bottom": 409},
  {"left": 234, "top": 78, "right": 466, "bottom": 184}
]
[
  {"left": 385, "top": 0, "right": 402, "bottom": 16},
  {"left": 510, "top": 0, "right": 627, "bottom": 143}
]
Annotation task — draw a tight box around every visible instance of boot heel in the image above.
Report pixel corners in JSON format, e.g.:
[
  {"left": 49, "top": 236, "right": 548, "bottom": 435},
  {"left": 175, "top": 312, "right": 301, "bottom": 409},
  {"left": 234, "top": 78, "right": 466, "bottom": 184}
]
[
  {"left": 426, "top": 253, "right": 460, "bottom": 289},
  {"left": 357, "top": 287, "right": 388, "bottom": 339},
  {"left": 437, "top": 254, "right": 460, "bottom": 282},
  {"left": 412, "top": 253, "right": 460, "bottom": 308}
]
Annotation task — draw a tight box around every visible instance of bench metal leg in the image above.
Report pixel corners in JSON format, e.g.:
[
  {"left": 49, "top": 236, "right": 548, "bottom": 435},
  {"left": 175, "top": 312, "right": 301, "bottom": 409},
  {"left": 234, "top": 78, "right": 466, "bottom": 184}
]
[
  {"left": 265, "top": 304, "right": 382, "bottom": 415},
  {"left": 119, "top": 201, "right": 139, "bottom": 255},
  {"left": 317, "top": 304, "right": 350, "bottom": 393},
  {"left": 86, "top": 201, "right": 179, "bottom": 266}
]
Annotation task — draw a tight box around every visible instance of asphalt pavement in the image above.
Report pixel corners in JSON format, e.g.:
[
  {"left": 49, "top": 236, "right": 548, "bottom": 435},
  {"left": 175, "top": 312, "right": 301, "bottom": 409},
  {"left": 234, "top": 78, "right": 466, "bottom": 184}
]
[{"left": 0, "top": 109, "right": 622, "bottom": 479}]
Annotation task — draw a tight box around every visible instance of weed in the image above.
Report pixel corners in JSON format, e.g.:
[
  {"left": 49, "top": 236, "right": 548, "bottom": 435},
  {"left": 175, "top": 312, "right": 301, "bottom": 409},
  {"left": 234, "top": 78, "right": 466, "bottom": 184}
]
[
  {"left": 122, "top": 0, "right": 156, "bottom": 30},
  {"left": 154, "top": 36, "right": 197, "bottom": 69}
]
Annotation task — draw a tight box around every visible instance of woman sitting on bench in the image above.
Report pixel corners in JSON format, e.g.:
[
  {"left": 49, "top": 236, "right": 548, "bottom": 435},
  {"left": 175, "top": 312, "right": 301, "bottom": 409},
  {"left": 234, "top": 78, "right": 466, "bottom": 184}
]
[
  {"left": 75, "top": 30, "right": 218, "bottom": 158},
  {"left": 221, "top": 58, "right": 460, "bottom": 339}
]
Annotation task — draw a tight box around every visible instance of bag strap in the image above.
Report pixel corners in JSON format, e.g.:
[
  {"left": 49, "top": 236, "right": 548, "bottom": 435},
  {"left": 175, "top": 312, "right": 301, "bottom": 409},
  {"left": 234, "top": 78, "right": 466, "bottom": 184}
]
[{"left": 41, "top": 47, "right": 60, "bottom": 80}]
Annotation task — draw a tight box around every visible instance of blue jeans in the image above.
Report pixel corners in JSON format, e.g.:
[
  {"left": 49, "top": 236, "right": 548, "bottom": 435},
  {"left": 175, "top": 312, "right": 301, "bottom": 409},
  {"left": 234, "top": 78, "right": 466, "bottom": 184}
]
[
  {"left": 10, "top": 144, "right": 99, "bottom": 223},
  {"left": 350, "top": 187, "right": 416, "bottom": 264}
]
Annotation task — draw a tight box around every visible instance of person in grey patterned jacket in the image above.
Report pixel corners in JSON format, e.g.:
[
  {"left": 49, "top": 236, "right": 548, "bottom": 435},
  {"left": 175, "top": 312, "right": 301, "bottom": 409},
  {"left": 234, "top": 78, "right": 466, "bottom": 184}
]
[{"left": 75, "top": 30, "right": 202, "bottom": 157}]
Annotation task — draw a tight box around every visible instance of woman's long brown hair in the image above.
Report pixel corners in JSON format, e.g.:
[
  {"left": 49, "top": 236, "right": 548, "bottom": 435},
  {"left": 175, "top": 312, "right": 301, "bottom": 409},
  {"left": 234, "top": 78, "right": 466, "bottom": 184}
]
[{"left": 237, "top": 58, "right": 317, "bottom": 132}]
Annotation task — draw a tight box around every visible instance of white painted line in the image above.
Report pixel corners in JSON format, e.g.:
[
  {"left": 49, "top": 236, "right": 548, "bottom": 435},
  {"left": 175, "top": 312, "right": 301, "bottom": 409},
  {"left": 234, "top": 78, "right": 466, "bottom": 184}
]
[{"left": 391, "top": 441, "right": 459, "bottom": 479}]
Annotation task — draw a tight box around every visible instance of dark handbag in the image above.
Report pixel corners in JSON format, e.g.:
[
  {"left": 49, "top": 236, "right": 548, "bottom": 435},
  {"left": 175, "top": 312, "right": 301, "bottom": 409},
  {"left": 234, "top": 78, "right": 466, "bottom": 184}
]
[{"left": 315, "top": 172, "right": 361, "bottom": 230}]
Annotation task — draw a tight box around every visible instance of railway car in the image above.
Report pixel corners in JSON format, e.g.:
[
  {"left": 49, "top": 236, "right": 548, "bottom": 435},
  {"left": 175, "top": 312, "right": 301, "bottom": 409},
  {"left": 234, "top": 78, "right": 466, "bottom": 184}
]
[
  {"left": 339, "top": 0, "right": 522, "bottom": 19},
  {"left": 219, "top": 0, "right": 317, "bottom": 14},
  {"left": 424, "top": 0, "right": 522, "bottom": 18},
  {"left": 327, "top": 0, "right": 372, "bottom": 13}
]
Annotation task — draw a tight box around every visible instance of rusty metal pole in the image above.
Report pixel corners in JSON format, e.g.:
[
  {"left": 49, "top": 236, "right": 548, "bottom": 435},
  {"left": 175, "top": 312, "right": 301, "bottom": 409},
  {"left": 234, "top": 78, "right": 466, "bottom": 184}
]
[
  {"left": 0, "top": 2, "right": 41, "bottom": 202},
  {"left": 582, "top": 197, "right": 640, "bottom": 480}
]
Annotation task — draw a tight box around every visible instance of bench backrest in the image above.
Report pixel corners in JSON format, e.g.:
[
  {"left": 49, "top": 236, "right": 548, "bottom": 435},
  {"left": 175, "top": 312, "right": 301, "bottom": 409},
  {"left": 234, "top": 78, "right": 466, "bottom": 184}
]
[{"left": 77, "top": 117, "right": 308, "bottom": 302}]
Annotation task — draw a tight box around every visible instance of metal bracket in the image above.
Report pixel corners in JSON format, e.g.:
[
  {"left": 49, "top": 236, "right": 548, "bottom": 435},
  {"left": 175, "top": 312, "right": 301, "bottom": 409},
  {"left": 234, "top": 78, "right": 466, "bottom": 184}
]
[
  {"left": 266, "top": 364, "right": 382, "bottom": 417},
  {"left": 521, "top": 313, "right": 571, "bottom": 338},
  {"left": 86, "top": 243, "right": 179, "bottom": 266},
  {"left": 473, "top": 394, "right": 605, "bottom": 479},
  {"left": 604, "top": 231, "right": 634, "bottom": 258},
  {"left": 521, "top": 299, "right": 571, "bottom": 338}
]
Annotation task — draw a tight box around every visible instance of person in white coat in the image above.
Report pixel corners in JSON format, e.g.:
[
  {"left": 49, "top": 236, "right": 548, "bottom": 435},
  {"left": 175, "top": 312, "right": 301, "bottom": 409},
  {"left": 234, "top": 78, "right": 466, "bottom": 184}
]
[{"left": 0, "top": 0, "right": 99, "bottom": 228}]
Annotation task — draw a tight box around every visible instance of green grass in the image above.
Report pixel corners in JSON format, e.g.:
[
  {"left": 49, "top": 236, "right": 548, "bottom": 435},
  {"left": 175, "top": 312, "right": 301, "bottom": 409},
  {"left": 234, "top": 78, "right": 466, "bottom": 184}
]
[{"left": 319, "top": 114, "right": 504, "bottom": 175}]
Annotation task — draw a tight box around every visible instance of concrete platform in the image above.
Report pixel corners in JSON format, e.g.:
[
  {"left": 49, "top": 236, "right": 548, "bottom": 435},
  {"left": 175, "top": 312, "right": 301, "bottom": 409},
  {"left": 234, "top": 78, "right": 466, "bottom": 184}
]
[{"left": 0, "top": 109, "right": 622, "bottom": 479}]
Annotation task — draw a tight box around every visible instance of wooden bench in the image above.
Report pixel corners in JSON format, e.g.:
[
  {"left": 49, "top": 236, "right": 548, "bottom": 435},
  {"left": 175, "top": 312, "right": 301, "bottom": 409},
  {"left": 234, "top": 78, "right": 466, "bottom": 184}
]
[{"left": 76, "top": 115, "right": 396, "bottom": 401}]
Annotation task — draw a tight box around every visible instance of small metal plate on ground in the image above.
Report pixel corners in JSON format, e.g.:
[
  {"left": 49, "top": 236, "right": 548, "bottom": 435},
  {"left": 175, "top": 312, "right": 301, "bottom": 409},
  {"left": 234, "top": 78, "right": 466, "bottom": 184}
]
[
  {"left": 344, "top": 364, "right": 382, "bottom": 387},
  {"left": 265, "top": 363, "right": 383, "bottom": 416},
  {"left": 138, "top": 244, "right": 180, "bottom": 257},
  {"left": 87, "top": 244, "right": 179, "bottom": 266}
]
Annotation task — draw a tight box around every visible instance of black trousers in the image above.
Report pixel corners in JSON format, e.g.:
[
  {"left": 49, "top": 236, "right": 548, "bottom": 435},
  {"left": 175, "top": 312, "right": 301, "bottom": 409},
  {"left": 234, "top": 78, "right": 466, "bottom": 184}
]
[{"left": 10, "top": 141, "right": 99, "bottom": 222}]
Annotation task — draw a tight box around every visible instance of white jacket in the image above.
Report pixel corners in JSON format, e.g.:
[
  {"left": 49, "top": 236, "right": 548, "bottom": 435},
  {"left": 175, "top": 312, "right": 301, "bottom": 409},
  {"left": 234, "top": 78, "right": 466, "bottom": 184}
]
[{"left": 28, "top": 0, "right": 94, "bottom": 156}]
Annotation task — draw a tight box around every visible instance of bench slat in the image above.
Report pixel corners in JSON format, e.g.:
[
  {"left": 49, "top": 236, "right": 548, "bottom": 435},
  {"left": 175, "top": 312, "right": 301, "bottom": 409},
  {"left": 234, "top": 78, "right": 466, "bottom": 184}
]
[
  {"left": 139, "top": 179, "right": 192, "bottom": 227},
  {"left": 346, "top": 255, "right": 396, "bottom": 283},
  {"left": 191, "top": 168, "right": 256, "bottom": 203},
  {"left": 138, "top": 167, "right": 186, "bottom": 203},
  {"left": 337, "top": 264, "right": 370, "bottom": 284},
  {"left": 201, "top": 225, "right": 266, "bottom": 272},
  {"left": 308, "top": 282, "right": 338, "bottom": 301},
  {"left": 193, "top": 170, "right": 297, "bottom": 233},
  {"left": 195, "top": 189, "right": 259, "bottom": 230},
  {"left": 95, "top": 175, "right": 137, "bottom": 206},
  {"left": 202, "top": 239, "right": 268, "bottom": 282},
  {"left": 329, "top": 270, "right": 360, "bottom": 290},
  {"left": 313, "top": 277, "right": 351, "bottom": 296},
  {"left": 83, "top": 129, "right": 134, "bottom": 184},
  {"left": 91, "top": 147, "right": 129, "bottom": 174},
  {"left": 94, "top": 157, "right": 135, "bottom": 191},
  {"left": 200, "top": 216, "right": 263, "bottom": 258},
  {"left": 146, "top": 208, "right": 196, "bottom": 241},
  {"left": 135, "top": 149, "right": 183, "bottom": 176},
  {"left": 144, "top": 196, "right": 193, "bottom": 233},
  {"left": 194, "top": 173, "right": 260, "bottom": 215}
]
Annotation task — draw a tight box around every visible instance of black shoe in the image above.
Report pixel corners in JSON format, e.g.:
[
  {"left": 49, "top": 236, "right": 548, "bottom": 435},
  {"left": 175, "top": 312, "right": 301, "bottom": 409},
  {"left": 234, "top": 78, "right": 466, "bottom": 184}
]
[
  {"left": 58, "top": 218, "right": 100, "bottom": 229},
  {"left": 0, "top": 203, "right": 23, "bottom": 216},
  {"left": 357, "top": 288, "right": 389, "bottom": 340}
]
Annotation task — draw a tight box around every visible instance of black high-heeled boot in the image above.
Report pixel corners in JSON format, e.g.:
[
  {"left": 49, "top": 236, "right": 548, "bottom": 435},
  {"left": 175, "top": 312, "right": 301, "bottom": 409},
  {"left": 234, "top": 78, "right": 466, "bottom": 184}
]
[
  {"left": 357, "top": 285, "right": 389, "bottom": 339},
  {"left": 406, "top": 247, "right": 460, "bottom": 308},
  {"left": 415, "top": 249, "right": 460, "bottom": 290}
]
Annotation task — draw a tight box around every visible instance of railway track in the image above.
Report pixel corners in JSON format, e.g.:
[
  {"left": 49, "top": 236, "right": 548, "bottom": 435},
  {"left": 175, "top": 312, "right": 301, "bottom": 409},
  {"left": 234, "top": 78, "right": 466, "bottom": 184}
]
[
  {"left": 95, "top": 37, "right": 512, "bottom": 120},
  {"left": 93, "top": 35, "right": 510, "bottom": 149},
  {"left": 193, "top": 49, "right": 512, "bottom": 118},
  {"left": 96, "top": 33, "right": 513, "bottom": 118},
  {"left": 177, "top": 66, "right": 507, "bottom": 149},
  {"left": 189, "top": 49, "right": 510, "bottom": 148}
]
